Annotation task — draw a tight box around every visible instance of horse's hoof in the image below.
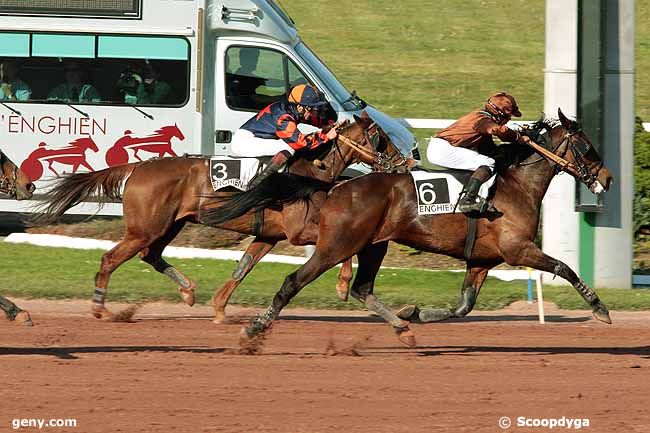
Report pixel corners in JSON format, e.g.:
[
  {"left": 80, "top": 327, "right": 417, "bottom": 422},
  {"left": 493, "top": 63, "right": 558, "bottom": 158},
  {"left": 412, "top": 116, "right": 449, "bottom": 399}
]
[
  {"left": 395, "top": 327, "right": 416, "bottom": 348},
  {"left": 179, "top": 284, "right": 196, "bottom": 307},
  {"left": 91, "top": 307, "right": 113, "bottom": 321},
  {"left": 213, "top": 311, "right": 226, "bottom": 325},
  {"left": 419, "top": 308, "right": 452, "bottom": 323},
  {"left": 592, "top": 303, "right": 612, "bottom": 324},
  {"left": 15, "top": 311, "right": 33, "bottom": 326},
  {"left": 395, "top": 304, "right": 420, "bottom": 322},
  {"left": 335, "top": 281, "right": 350, "bottom": 301}
]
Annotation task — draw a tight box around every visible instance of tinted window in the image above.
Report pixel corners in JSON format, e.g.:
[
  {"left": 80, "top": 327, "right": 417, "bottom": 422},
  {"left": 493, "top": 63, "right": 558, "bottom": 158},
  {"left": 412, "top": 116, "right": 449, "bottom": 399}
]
[
  {"left": 0, "top": 32, "right": 189, "bottom": 106},
  {"left": 225, "top": 46, "right": 311, "bottom": 112}
]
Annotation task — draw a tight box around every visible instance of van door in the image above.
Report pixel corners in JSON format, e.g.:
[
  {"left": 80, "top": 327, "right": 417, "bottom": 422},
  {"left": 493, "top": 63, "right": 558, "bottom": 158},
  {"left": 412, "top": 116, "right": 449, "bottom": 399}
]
[{"left": 213, "top": 39, "right": 315, "bottom": 155}]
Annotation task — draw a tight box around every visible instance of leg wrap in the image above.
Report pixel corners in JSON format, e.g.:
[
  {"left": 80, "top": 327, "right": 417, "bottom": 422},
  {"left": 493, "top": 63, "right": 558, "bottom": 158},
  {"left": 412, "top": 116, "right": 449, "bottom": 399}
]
[
  {"left": 365, "top": 294, "right": 407, "bottom": 328},
  {"left": 163, "top": 267, "right": 192, "bottom": 289},
  {"left": 574, "top": 280, "right": 599, "bottom": 305},
  {"left": 232, "top": 254, "right": 254, "bottom": 281},
  {"left": 93, "top": 287, "right": 107, "bottom": 307},
  {"left": 0, "top": 295, "right": 21, "bottom": 320},
  {"left": 246, "top": 305, "right": 279, "bottom": 337},
  {"left": 453, "top": 285, "right": 478, "bottom": 317}
]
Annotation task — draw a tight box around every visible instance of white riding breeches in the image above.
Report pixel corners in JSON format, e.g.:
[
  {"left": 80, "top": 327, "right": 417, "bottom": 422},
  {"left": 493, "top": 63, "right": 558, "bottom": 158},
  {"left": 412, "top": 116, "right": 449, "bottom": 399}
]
[
  {"left": 426, "top": 137, "right": 495, "bottom": 171},
  {"left": 230, "top": 129, "right": 295, "bottom": 157}
]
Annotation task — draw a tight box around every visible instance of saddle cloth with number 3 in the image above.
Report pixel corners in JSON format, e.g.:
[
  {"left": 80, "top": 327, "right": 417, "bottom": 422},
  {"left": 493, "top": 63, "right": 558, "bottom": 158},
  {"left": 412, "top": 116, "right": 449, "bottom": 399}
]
[
  {"left": 410, "top": 169, "right": 496, "bottom": 215},
  {"left": 209, "top": 156, "right": 269, "bottom": 191}
]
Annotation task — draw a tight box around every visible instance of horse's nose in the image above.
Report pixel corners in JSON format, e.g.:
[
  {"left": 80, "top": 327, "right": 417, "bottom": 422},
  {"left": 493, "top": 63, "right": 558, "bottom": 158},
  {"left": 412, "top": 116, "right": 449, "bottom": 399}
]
[{"left": 27, "top": 182, "right": 36, "bottom": 193}]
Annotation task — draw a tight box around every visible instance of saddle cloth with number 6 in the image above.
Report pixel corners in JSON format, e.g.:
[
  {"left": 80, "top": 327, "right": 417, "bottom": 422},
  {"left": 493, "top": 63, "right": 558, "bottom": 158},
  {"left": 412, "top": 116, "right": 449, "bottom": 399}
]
[
  {"left": 209, "top": 156, "right": 270, "bottom": 191},
  {"left": 410, "top": 168, "right": 496, "bottom": 215}
]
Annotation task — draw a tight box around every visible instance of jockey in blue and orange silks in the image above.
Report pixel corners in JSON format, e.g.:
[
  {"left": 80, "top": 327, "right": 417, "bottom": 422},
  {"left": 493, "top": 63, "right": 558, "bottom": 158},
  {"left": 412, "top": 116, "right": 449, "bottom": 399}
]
[{"left": 230, "top": 84, "right": 338, "bottom": 188}]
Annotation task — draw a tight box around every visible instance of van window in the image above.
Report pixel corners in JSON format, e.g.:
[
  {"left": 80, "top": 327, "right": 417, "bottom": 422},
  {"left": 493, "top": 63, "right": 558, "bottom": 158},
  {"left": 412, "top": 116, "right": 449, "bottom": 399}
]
[
  {"left": 225, "top": 46, "right": 311, "bottom": 112},
  {"left": 0, "top": 32, "right": 189, "bottom": 107}
]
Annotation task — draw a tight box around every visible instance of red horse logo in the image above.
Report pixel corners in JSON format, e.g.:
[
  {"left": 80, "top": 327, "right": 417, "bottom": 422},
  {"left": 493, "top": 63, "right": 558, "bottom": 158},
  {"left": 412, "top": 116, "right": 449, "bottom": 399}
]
[
  {"left": 20, "top": 137, "right": 99, "bottom": 181},
  {"left": 105, "top": 124, "right": 185, "bottom": 166}
]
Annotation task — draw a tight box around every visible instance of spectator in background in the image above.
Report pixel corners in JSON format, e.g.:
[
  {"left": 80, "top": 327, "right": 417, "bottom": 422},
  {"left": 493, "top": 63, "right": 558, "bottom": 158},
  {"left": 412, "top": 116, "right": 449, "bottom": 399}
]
[
  {"left": 0, "top": 58, "right": 31, "bottom": 101},
  {"left": 136, "top": 61, "right": 173, "bottom": 105},
  {"left": 48, "top": 61, "right": 101, "bottom": 103}
]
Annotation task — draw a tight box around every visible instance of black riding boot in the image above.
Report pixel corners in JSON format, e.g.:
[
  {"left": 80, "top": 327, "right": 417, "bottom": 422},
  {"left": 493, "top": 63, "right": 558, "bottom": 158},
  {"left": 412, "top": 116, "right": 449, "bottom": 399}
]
[
  {"left": 247, "top": 150, "right": 291, "bottom": 190},
  {"left": 457, "top": 165, "right": 493, "bottom": 214}
]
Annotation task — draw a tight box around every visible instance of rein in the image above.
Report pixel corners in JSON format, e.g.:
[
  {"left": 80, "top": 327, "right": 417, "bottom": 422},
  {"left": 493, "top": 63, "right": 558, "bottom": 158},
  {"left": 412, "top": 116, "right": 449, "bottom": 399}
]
[
  {"left": 0, "top": 151, "right": 18, "bottom": 197},
  {"left": 334, "top": 121, "right": 408, "bottom": 171},
  {"left": 519, "top": 128, "right": 601, "bottom": 185}
]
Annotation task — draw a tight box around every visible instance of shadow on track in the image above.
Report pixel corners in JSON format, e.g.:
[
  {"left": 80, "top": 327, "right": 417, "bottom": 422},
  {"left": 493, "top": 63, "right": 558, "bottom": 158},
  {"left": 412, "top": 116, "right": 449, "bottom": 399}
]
[
  {"left": 410, "top": 345, "right": 650, "bottom": 359},
  {"left": 0, "top": 346, "right": 226, "bottom": 360}
]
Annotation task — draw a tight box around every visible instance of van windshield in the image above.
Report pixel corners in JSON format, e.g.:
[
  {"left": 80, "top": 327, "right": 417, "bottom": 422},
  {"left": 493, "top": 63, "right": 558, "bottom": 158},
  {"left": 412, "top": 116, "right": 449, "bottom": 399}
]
[{"left": 295, "top": 41, "right": 363, "bottom": 111}]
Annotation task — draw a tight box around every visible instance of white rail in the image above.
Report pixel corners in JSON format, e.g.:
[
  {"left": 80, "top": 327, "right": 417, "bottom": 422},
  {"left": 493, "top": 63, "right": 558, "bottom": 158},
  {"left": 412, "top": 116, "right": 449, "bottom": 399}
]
[{"left": 399, "top": 118, "right": 650, "bottom": 132}]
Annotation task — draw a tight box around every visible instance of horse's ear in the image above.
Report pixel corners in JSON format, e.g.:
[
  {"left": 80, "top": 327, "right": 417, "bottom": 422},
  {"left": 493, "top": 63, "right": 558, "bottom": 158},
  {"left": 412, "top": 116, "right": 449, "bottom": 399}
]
[
  {"left": 558, "top": 108, "right": 575, "bottom": 131},
  {"left": 353, "top": 113, "right": 372, "bottom": 128}
]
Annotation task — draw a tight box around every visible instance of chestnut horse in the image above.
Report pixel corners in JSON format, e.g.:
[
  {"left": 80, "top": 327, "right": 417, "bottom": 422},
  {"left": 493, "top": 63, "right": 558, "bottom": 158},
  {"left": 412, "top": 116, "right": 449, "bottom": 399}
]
[
  {"left": 0, "top": 149, "right": 36, "bottom": 325},
  {"left": 220, "top": 109, "right": 614, "bottom": 347},
  {"left": 36, "top": 114, "right": 409, "bottom": 321}
]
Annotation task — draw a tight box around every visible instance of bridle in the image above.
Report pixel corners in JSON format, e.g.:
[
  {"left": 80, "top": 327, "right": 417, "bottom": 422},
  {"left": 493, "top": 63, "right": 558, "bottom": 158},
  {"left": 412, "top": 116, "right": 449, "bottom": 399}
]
[
  {"left": 0, "top": 151, "right": 18, "bottom": 197},
  {"left": 334, "top": 121, "right": 409, "bottom": 172},
  {"left": 518, "top": 126, "right": 603, "bottom": 188}
]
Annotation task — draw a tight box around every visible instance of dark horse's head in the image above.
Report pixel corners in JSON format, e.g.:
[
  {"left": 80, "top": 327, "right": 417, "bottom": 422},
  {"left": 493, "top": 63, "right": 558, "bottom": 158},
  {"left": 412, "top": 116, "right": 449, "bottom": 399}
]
[
  {"left": 506, "top": 108, "right": 613, "bottom": 194},
  {"left": 296, "top": 111, "right": 411, "bottom": 178},
  {"left": 0, "top": 150, "right": 35, "bottom": 200}
]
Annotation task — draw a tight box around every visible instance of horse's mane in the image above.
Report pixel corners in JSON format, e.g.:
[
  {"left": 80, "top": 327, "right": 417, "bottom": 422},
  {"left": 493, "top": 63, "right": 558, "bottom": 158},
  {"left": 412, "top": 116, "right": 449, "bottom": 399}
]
[{"left": 493, "top": 113, "right": 561, "bottom": 172}]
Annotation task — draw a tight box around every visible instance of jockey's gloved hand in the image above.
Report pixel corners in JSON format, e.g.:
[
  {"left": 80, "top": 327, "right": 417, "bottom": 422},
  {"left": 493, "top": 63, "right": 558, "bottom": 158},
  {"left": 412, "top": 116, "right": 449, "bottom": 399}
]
[
  {"left": 518, "top": 134, "right": 533, "bottom": 146},
  {"left": 325, "top": 128, "right": 338, "bottom": 141}
]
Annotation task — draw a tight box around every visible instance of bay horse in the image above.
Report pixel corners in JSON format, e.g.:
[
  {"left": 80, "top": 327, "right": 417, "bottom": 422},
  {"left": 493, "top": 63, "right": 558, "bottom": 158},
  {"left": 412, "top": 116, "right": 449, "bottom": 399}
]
[
  {"left": 0, "top": 149, "right": 36, "bottom": 325},
  {"left": 35, "top": 113, "right": 409, "bottom": 321},
  {"left": 218, "top": 109, "right": 614, "bottom": 347}
]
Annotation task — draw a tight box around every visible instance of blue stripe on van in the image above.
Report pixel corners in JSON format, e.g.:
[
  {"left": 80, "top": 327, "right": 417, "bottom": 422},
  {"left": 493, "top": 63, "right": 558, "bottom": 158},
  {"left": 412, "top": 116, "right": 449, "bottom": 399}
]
[
  {"left": 98, "top": 36, "right": 188, "bottom": 60},
  {"left": 0, "top": 33, "right": 30, "bottom": 57},
  {"left": 32, "top": 34, "right": 95, "bottom": 58}
]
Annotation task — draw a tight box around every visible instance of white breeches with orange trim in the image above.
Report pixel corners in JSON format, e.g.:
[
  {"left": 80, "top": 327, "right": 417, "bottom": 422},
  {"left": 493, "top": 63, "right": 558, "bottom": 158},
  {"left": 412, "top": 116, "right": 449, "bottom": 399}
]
[{"left": 230, "top": 129, "right": 296, "bottom": 157}]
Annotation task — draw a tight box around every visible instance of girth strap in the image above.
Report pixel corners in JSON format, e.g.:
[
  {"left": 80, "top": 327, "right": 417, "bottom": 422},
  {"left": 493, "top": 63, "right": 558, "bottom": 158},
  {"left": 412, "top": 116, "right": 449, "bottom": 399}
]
[{"left": 463, "top": 216, "right": 478, "bottom": 262}]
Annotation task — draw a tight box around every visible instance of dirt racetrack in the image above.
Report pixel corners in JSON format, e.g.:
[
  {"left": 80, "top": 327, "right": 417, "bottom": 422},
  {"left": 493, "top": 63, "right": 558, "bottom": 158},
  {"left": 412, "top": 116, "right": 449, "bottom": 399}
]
[{"left": 1, "top": 299, "right": 649, "bottom": 433}]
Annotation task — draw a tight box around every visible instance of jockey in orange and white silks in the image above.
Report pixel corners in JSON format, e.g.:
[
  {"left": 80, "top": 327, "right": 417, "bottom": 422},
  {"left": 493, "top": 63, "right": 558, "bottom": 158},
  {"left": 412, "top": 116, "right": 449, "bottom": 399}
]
[
  {"left": 427, "top": 92, "right": 536, "bottom": 213},
  {"left": 230, "top": 84, "right": 337, "bottom": 188}
]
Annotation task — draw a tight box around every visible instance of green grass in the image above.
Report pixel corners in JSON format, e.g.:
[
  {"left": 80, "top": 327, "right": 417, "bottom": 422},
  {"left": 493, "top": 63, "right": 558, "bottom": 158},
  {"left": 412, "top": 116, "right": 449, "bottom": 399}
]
[
  {"left": 2, "top": 243, "right": 650, "bottom": 311},
  {"left": 282, "top": 0, "right": 649, "bottom": 121}
]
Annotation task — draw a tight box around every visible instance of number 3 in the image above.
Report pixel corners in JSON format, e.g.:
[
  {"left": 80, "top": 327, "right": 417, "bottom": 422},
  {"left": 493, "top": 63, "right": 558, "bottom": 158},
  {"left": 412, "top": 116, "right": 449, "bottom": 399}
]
[{"left": 212, "top": 162, "right": 228, "bottom": 180}]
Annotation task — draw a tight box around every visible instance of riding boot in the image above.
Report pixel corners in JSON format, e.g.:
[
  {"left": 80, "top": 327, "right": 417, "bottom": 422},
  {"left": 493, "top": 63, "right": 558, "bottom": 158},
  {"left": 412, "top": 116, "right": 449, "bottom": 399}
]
[
  {"left": 457, "top": 165, "right": 493, "bottom": 214},
  {"left": 247, "top": 150, "right": 292, "bottom": 190}
]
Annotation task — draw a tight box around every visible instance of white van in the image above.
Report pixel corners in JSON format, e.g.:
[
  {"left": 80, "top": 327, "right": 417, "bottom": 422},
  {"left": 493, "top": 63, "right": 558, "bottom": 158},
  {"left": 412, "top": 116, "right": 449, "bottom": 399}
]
[{"left": 0, "top": 0, "right": 415, "bottom": 214}]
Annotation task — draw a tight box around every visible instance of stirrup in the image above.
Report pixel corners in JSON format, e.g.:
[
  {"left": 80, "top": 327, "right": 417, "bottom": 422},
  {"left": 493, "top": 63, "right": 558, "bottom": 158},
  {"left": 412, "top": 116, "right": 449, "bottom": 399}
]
[{"left": 457, "top": 194, "right": 488, "bottom": 214}]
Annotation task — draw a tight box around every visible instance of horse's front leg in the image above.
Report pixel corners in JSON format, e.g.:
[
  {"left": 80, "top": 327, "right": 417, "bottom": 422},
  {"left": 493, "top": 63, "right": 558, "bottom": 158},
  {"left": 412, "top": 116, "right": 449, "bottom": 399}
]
[
  {"left": 335, "top": 258, "right": 353, "bottom": 301},
  {"left": 349, "top": 242, "right": 415, "bottom": 347},
  {"left": 0, "top": 295, "right": 32, "bottom": 325},
  {"left": 212, "top": 237, "right": 278, "bottom": 324},
  {"left": 503, "top": 241, "right": 611, "bottom": 323}
]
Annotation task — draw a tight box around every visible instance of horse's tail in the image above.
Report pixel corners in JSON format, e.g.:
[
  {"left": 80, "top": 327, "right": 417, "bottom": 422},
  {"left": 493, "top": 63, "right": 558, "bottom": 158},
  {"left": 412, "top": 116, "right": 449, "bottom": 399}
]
[
  {"left": 199, "top": 172, "right": 333, "bottom": 227},
  {"left": 33, "top": 163, "right": 136, "bottom": 225}
]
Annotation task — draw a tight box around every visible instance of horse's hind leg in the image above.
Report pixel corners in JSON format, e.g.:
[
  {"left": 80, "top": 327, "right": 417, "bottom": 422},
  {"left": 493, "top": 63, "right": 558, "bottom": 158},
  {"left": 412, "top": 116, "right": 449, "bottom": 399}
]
[
  {"left": 139, "top": 220, "right": 197, "bottom": 306},
  {"left": 335, "top": 258, "right": 354, "bottom": 301},
  {"left": 0, "top": 295, "right": 32, "bottom": 326},
  {"left": 212, "top": 237, "right": 278, "bottom": 324},
  {"left": 503, "top": 241, "right": 611, "bottom": 323},
  {"left": 450, "top": 266, "right": 491, "bottom": 318},
  {"left": 348, "top": 242, "right": 415, "bottom": 348},
  {"left": 93, "top": 235, "right": 149, "bottom": 319}
]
